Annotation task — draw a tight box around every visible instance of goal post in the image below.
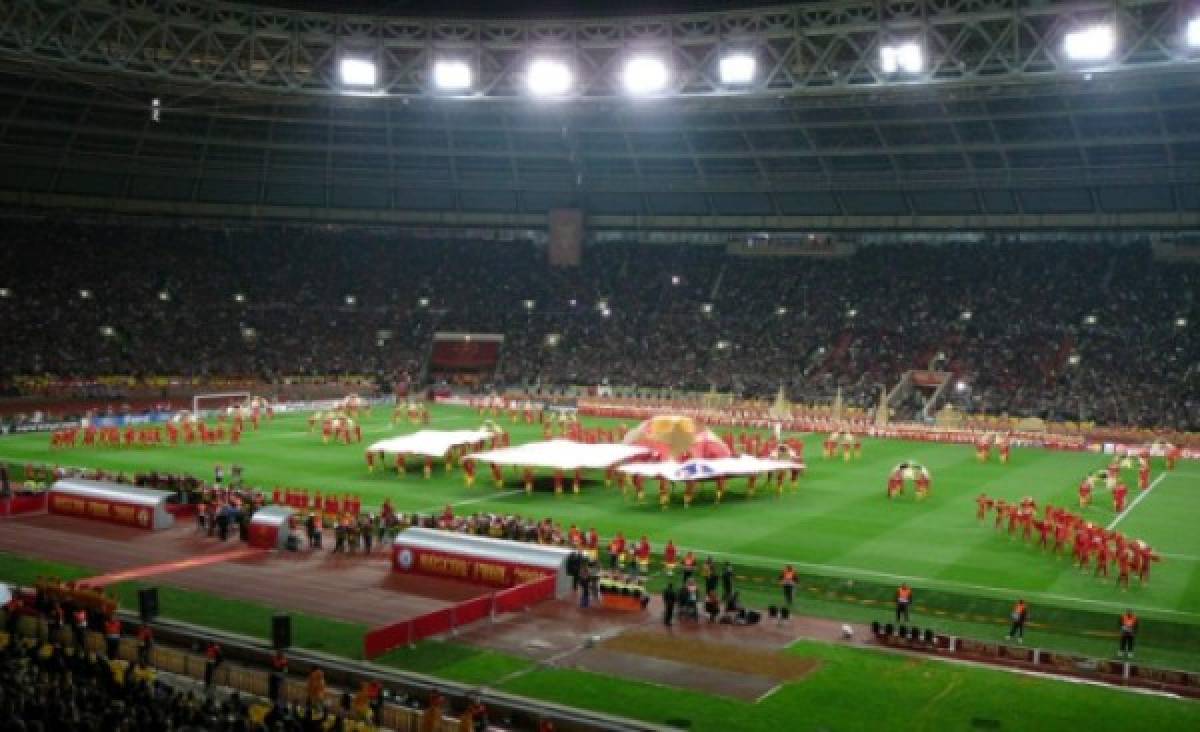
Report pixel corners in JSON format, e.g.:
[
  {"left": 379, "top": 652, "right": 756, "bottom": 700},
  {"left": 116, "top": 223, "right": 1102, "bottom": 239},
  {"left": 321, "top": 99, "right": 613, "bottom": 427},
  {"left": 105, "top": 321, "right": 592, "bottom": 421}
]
[{"left": 192, "top": 392, "right": 251, "bottom": 416}]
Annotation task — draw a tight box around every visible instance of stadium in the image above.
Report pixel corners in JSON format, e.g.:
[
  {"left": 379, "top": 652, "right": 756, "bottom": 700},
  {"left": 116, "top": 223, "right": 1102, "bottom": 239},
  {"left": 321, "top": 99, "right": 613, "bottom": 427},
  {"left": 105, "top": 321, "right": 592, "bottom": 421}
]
[{"left": 0, "top": 0, "right": 1198, "bottom": 729}]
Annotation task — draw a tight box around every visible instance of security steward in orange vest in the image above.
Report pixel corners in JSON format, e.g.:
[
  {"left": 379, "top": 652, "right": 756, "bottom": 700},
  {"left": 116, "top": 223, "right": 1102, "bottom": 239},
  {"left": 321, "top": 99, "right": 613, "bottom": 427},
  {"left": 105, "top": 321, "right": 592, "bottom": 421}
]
[
  {"left": 895, "top": 584, "right": 913, "bottom": 623},
  {"left": 1118, "top": 609, "right": 1138, "bottom": 658},
  {"left": 779, "top": 565, "right": 798, "bottom": 609}
]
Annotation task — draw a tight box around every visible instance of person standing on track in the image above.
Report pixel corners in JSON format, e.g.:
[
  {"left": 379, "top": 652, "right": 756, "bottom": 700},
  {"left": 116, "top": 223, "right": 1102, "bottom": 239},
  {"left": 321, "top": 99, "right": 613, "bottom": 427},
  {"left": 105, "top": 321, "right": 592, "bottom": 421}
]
[
  {"left": 1118, "top": 609, "right": 1138, "bottom": 659},
  {"left": 662, "top": 583, "right": 676, "bottom": 627},
  {"left": 1007, "top": 599, "right": 1028, "bottom": 643},
  {"left": 895, "top": 583, "right": 913, "bottom": 623},
  {"left": 779, "top": 564, "right": 797, "bottom": 610}
]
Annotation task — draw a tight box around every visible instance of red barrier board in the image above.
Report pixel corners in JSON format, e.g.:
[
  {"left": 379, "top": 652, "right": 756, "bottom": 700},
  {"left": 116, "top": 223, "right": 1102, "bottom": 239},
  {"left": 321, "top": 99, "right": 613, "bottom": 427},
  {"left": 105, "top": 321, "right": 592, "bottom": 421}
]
[
  {"left": 494, "top": 576, "right": 555, "bottom": 613},
  {"left": 0, "top": 493, "right": 47, "bottom": 516},
  {"left": 393, "top": 545, "right": 554, "bottom": 588},
  {"left": 49, "top": 492, "right": 156, "bottom": 529},
  {"left": 363, "top": 620, "right": 413, "bottom": 658}
]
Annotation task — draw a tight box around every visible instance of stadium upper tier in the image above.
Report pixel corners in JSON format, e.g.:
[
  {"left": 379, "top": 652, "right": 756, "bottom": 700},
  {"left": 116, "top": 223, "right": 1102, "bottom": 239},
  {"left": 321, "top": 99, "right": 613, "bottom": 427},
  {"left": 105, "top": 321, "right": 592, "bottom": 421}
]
[
  {"left": 0, "top": 1, "right": 1198, "bottom": 229},
  {"left": 0, "top": 219, "right": 1195, "bottom": 430}
]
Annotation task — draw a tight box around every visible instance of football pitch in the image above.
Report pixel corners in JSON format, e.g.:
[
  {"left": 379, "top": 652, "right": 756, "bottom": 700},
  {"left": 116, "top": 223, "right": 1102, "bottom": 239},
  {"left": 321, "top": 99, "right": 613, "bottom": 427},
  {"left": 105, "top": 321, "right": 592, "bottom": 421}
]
[{"left": 3, "top": 404, "right": 1198, "bottom": 630}]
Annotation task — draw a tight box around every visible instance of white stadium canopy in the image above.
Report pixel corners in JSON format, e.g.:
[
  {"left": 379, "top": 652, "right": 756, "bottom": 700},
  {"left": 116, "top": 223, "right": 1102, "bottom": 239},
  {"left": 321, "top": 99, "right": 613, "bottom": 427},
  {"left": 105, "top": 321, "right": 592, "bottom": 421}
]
[
  {"left": 468, "top": 439, "right": 652, "bottom": 471},
  {"left": 367, "top": 429, "right": 495, "bottom": 458}
]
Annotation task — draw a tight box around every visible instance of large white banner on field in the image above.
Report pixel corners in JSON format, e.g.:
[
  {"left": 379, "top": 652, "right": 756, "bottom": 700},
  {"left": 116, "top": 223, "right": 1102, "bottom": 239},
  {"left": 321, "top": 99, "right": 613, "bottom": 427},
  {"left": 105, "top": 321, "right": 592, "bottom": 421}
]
[
  {"left": 367, "top": 429, "right": 495, "bottom": 458},
  {"left": 468, "top": 439, "right": 652, "bottom": 471}
]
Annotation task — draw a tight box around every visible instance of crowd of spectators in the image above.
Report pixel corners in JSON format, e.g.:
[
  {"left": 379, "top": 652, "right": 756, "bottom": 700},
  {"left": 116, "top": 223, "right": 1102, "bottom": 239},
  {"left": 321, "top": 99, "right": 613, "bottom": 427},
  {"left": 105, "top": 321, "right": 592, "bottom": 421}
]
[{"left": 0, "top": 217, "right": 1195, "bottom": 429}]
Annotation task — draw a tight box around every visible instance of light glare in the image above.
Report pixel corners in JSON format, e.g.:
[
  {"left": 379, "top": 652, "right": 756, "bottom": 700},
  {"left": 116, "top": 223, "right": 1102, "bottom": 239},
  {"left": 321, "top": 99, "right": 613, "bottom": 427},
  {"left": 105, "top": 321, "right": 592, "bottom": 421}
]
[
  {"left": 1188, "top": 18, "right": 1200, "bottom": 48},
  {"left": 527, "top": 59, "right": 572, "bottom": 96},
  {"left": 433, "top": 60, "right": 472, "bottom": 91},
  {"left": 623, "top": 56, "right": 669, "bottom": 95},
  {"left": 339, "top": 58, "right": 377, "bottom": 87},
  {"left": 719, "top": 54, "right": 756, "bottom": 84},
  {"left": 1064, "top": 25, "right": 1115, "bottom": 62},
  {"left": 881, "top": 43, "right": 923, "bottom": 74}
]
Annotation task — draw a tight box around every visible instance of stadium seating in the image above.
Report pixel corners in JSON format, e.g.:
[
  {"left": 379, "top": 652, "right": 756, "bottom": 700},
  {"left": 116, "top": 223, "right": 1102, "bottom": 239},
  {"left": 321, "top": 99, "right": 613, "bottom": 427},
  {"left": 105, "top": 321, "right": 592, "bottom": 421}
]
[{"left": 0, "top": 219, "right": 1194, "bottom": 429}]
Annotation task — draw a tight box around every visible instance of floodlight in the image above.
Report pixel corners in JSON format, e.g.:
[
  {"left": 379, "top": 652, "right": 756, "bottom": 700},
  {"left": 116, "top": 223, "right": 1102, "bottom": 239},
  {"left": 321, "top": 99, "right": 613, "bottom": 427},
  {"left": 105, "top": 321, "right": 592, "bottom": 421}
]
[
  {"left": 961, "top": 311, "right": 972, "bottom": 321},
  {"left": 1068, "top": 353, "right": 1081, "bottom": 365},
  {"left": 0, "top": 288, "right": 9, "bottom": 297},
  {"left": 701, "top": 303, "right": 714, "bottom": 314},
  {"left": 1175, "top": 317, "right": 1188, "bottom": 327},
  {"left": 241, "top": 327, "right": 257, "bottom": 339},
  {"left": 881, "top": 42, "right": 923, "bottom": 74},
  {"left": 776, "top": 306, "right": 788, "bottom": 316},
  {"left": 523, "top": 299, "right": 536, "bottom": 310},
  {"left": 596, "top": 299, "right": 608, "bottom": 311},
  {"left": 716, "top": 340, "right": 732, "bottom": 351},
  {"left": 1064, "top": 25, "right": 1115, "bottom": 62},
  {"left": 158, "top": 291, "right": 170, "bottom": 302},
  {"left": 417, "top": 297, "right": 430, "bottom": 307},
  {"left": 600, "top": 308, "right": 611, "bottom": 318},
  {"left": 79, "top": 289, "right": 92, "bottom": 299},
  {"left": 1084, "top": 314, "right": 1097, "bottom": 325},
  {"left": 339, "top": 58, "right": 377, "bottom": 87},
  {"left": 956, "top": 381, "right": 968, "bottom": 392},
  {"left": 623, "top": 56, "right": 669, "bottom": 95},
  {"left": 817, "top": 346, "right": 826, "bottom": 354},
  {"left": 527, "top": 59, "right": 572, "bottom": 96},
  {"left": 568, "top": 299, "right": 578, "bottom": 307},
  {"left": 847, "top": 308, "right": 858, "bottom": 318},
  {"left": 100, "top": 326, "right": 115, "bottom": 337},
  {"left": 1189, "top": 17, "right": 1200, "bottom": 48},
  {"left": 433, "top": 60, "right": 472, "bottom": 91},
  {"left": 344, "top": 295, "right": 357, "bottom": 305},
  {"left": 545, "top": 333, "right": 561, "bottom": 346},
  {"left": 671, "top": 275, "right": 681, "bottom": 285},
  {"left": 719, "top": 53, "right": 756, "bottom": 85},
  {"left": 233, "top": 293, "right": 246, "bottom": 303}
]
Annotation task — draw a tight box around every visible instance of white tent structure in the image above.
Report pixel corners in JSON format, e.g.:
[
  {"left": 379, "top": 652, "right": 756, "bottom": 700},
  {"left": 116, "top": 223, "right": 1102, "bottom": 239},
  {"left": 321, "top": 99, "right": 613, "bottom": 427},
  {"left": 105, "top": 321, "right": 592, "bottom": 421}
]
[
  {"left": 467, "top": 439, "right": 652, "bottom": 471},
  {"left": 367, "top": 429, "right": 496, "bottom": 459}
]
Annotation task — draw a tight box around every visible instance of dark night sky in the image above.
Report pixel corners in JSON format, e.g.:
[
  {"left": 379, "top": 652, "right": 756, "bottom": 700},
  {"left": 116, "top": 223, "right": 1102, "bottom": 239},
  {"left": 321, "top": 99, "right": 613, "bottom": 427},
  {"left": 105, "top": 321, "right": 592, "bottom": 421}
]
[{"left": 259, "top": 0, "right": 782, "bottom": 18}]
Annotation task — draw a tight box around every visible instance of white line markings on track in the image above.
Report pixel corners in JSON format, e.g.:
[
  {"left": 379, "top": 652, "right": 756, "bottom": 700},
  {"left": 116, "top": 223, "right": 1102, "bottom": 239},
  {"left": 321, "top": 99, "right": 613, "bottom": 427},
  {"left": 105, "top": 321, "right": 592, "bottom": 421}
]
[{"left": 1107, "top": 472, "right": 1168, "bottom": 531}]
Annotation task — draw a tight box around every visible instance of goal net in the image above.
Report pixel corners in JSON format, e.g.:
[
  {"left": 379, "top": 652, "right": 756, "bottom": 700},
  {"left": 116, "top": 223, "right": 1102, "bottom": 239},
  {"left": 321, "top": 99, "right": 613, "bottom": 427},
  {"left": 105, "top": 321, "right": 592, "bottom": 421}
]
[{"left": 192, "top": 392, "right": 251, "bottom": 417}]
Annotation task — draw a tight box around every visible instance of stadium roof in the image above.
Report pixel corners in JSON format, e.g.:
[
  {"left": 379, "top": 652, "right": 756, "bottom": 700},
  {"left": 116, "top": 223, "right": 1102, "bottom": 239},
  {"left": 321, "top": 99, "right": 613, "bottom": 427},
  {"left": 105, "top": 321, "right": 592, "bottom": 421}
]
[
  {"left": 0, "top": 0, "right": 1197, "bottom": 233},
  {"left": 265, "top": 0, "right": 764, "bottom": 17}
]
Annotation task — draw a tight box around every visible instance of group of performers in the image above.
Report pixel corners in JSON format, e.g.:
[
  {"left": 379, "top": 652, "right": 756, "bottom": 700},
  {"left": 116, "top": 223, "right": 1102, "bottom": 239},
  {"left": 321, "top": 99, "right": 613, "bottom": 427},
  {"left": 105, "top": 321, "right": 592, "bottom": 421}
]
[
  {"left": 49, "top": 419, "right": 246, "bottom": 449},
  {"left": 469, "top": 398, "right": 544, "bottom": 425},
  {"left": 390, "top": 401, "right": 431, "bottom": 426},
  {"left": 974, "top": 434, "right": 1013, "bottom": 463},
  {"left": 1077, "top": 456, "right": 1154, "bottom": 512},
  {"left": 822, "top": 431, "right": 863, "bottom": 461},
  {"left": 309, "top": 412, "right": 363, "bottom": 444},
  {"left": 886, "top": 462, "right": 933, "bottom": 500},
  {"left": 365, "top": 429, "right": 511, "bottom": 480},
  {"left": 975, "top": 493, "right": 1162, "bottom": 588}
]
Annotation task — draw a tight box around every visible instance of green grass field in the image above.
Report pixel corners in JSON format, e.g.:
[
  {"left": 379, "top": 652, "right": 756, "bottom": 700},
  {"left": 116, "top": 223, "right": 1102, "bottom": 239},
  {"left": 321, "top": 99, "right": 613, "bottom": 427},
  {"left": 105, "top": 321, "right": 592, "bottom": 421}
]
[
  {"left": 2, "top": 406, "right": 1199, "bottom": 730},
  {"left": 2, "top": 405, "right": 1198, "bottom": 651}
]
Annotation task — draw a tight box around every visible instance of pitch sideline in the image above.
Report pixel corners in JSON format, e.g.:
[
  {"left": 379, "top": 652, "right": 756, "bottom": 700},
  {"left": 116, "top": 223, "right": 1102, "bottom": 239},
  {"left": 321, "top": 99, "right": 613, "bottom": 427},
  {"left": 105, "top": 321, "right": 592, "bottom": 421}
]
[{"left": 1107, "top": 472, "right": 1168, "bottom": 531}]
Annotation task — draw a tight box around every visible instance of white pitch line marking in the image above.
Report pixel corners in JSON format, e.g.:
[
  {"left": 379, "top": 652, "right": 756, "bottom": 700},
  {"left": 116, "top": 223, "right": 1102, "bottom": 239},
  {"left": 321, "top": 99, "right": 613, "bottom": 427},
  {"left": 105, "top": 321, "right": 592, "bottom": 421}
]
[
  {"left": 674, "top": 543, "right": 1200, "bottom": 619},
  {"left": 1107, "top": 473, "right": 1168, "bottom": 531}
]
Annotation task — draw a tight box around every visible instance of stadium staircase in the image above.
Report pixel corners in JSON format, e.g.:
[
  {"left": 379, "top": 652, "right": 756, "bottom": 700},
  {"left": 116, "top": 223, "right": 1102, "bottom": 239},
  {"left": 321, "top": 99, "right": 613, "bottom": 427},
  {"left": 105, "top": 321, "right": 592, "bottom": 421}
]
[{"left": 811, "top": 331, "right": 855, "bottom": 379}]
